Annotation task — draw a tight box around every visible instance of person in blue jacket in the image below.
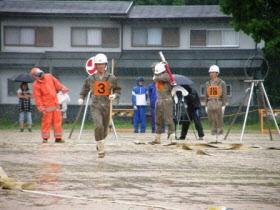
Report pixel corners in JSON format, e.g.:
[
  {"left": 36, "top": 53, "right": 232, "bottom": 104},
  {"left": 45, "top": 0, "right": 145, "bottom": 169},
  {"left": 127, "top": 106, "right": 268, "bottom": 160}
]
[
  {"left": 148, "top": 82, "right": 165, "bottom": 133},
  {"left": 148, "top": 82, "right": 157, "bottom": 133},
  {"left": 132, "top": 77, "right": 148, "bottom": 133}
]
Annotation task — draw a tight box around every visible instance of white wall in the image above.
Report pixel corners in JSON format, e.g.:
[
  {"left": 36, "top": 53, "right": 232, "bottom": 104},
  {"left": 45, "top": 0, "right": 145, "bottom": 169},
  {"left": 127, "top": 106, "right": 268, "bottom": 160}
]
[
  {"left": 123, "top": 20, "right": 259, "bottom": 50},
  {"left": 2, "top": 17, "right": 261, "bottom": 52},
  {"left": 1, "top": 17, "right": 122, "bottom": 53}
]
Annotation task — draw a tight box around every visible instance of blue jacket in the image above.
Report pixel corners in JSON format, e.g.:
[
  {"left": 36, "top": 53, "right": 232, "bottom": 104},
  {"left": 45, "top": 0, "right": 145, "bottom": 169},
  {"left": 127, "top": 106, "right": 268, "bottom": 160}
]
[
  {"left": 148, "top": 82, "right": 157, "bottom": 108},
  {"left": 132, "top": 85, "right": 148, "bottom": 106}
]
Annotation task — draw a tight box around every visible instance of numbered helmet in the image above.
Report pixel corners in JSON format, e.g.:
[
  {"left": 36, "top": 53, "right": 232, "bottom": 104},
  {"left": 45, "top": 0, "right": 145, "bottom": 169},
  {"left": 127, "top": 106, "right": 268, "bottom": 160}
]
[
  {"left": 30, "top": 67, "right": 44, "bottom": 78},
  {"left": 85, "top": 56, "right": 96, "bottom": 75},
  {"left": 94, "top": 53, "right": 108, "bottom": 64},
  {"left": 209, "top": 65, "right": 220, "bottom": 74},
  {"left": 154, "top": 62, "right": 166, "bottom": 75}
]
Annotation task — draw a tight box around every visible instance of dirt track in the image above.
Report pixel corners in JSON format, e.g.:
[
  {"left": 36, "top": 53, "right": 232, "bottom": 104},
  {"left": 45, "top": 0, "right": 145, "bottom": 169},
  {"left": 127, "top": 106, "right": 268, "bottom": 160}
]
[{"left": 0, "top": 129, "right": 280, "bottom": 210}]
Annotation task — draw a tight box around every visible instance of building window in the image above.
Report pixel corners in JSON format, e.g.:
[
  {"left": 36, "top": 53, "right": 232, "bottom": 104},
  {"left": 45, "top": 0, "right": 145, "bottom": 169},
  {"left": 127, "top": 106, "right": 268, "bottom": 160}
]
[
  {"left": 7, "top": 79, "right": 18, "bottom": 96},
  {"left": 162, "top": 28, "right": 180, "bottom": 47},
  {"left": 132, "top": 27, "right": 179, "bottom": 47},
  {"left": 36, "top": 27, "right": 54, "bottom": 47},
  {"left": 190, "top": 30, "right": 206, "bottom": 47},
  {"left": 71, "top": 27, "right": 119, "bottom": 48},
  {"left": 102, "top": 28, "right": 120, "bottom": 48},
  {"left": 190, "top": 29, "right": 239, "bottom": 47},
  {"left": 132, "top": 28, "right": 146, "bottom": 46},
  {"left": 200, "top": 84, "right": 206, "bottom": 96},
  {"left": 226, "top": 84, "right": 232, "bottom": 96},
  {"left": 4, "top": 26, "right": 53, "bottom": 47},
  {"left": 147, "top": 28, "right": 162, "bottom": 46}
]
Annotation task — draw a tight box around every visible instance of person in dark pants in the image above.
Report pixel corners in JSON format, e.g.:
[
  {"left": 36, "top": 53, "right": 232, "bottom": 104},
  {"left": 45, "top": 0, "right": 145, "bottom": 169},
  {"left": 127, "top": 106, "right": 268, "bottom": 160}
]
[
  {"left": 132, "top": 77, "right": 148, "bottom": 133},
  {"left": 148, "top": 82, "right": 165, "bottom": 133},
  {"left": 17, "top": 82, "right": 32, "bottom": 132},
  {"left": 148, "top": 82, "right": 157, "bottom": 133},
  {"left": 179, "top": 87, "right": 204, "bottom": 140}
]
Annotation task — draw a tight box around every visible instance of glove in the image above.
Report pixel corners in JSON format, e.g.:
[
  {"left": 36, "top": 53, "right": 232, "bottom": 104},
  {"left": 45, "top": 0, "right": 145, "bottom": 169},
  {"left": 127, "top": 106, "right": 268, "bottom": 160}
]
[
  {"left": 78, "top": 98, "right": 84, "bottom": 105},
  {"left": 222, "top": 106, "right": 225, "bottom": 115},
  {"left": 61, "top": 87, "right": 69, "bottom": 94},
  {"left": 133, "top": 105, "right": 137, "bottom": 110},
  {"left": 205, "top": 106, "right": 208, "bottom": 114},
  {"left": 38, "top": 106, "right": 46, "bottom": 113},
  {"left": 109, "top": 94, "right": 116, "bottom": 100}
]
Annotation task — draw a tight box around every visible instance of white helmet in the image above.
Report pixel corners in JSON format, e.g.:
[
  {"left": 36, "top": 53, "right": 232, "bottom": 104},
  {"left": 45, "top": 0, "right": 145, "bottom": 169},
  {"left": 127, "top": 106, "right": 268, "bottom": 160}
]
[
  {"left": 94, "top": 53, "right": 108, "bottom": 64},
  {"left": 209, "top": 65, "right": 220, "bottom": 74},
  {"left": 154, "top": 62, "right": 166, "bottom": 74}
]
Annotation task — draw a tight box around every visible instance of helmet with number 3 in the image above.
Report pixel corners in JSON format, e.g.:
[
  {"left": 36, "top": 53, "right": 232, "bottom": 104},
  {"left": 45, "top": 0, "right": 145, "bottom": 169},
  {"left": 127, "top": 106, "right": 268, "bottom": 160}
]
[{"left": 94, "top": 53, "right": 108, "bottom": 64}]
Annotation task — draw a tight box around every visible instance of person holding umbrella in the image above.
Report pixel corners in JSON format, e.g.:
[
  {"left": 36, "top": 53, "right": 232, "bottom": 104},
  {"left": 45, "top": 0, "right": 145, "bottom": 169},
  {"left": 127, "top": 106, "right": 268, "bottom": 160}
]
[
  {"left": 17, "top": 82, "right": 32, "bottom": 132},
  {"left": 179, "top": 87, "right": 204, "bottom": 140},
  {"left": 10, "top": 73, "right": 35, "bottom": 132},
  {"left": 172, "top": 74, "right": 204, "bottom": 140}
]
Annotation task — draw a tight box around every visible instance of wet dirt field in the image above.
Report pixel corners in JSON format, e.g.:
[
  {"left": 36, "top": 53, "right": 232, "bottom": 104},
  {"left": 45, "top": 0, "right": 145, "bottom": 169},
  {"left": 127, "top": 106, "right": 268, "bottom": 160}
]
[{"left": 0, "top": 129, "right": 280, "bottom": 210}]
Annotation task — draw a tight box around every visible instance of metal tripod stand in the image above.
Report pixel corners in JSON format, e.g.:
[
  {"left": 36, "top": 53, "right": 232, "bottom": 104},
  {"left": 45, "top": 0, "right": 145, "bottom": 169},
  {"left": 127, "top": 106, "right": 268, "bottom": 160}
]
[
  {"left": 224, "top": 80, "right": 280, "bottom": 143},
  {"left": 173, "top": 95, "right": 198, "bottom": 140}
]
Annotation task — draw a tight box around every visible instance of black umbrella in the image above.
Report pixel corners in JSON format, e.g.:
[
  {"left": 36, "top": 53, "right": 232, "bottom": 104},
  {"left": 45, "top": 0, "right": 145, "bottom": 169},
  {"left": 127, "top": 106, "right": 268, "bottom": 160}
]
[{"left": 9, "top": 73, "right": 35, "bottom": 83}]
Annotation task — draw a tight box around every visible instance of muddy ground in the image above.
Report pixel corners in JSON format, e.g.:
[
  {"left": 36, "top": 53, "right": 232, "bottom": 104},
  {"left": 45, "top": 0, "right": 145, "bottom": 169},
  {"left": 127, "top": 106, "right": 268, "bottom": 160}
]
[{"left": 0, "top": 129, "right": 280, "bottom": 210}]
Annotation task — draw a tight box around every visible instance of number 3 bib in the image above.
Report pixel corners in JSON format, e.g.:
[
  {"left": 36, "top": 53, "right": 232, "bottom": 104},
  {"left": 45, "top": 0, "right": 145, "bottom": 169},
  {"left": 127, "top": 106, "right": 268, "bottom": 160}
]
[{"left": 92, "top": 81, "right": 111, "bottom": 96}]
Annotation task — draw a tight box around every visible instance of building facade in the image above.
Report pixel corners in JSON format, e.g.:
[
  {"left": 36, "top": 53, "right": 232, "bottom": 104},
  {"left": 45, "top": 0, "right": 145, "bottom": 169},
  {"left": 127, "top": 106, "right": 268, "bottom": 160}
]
[{"left": 0, "top": 1, "right": 264, "bottom": 107}]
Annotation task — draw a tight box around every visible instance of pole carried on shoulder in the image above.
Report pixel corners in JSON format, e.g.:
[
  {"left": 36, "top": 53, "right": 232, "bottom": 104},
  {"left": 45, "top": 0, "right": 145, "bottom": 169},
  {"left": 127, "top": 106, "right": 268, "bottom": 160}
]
[
  {"left": 159, "top": 51, "right": 177, "bottom": 85},
  {"left": 109, "top": 59, "right": 118, "bottom": 140}
]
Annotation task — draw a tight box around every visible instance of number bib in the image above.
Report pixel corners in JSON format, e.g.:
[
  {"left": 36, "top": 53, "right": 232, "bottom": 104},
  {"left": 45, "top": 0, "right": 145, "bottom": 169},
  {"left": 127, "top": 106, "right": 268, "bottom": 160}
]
[
  {"left": 156, "top": 82, "right": 165, "bottom": 91},
  {"left": 92, "top": 81, "right": 111, "bottom": 96},
  {"left": 207, "top": 85, "right": 222, "bottom": 97}
]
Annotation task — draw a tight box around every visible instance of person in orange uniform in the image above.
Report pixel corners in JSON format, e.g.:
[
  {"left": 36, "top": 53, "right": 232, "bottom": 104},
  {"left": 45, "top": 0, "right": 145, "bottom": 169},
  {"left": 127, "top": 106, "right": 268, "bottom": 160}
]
[{"left": 30, "top": 67, "right": 69, "bottom": 143}]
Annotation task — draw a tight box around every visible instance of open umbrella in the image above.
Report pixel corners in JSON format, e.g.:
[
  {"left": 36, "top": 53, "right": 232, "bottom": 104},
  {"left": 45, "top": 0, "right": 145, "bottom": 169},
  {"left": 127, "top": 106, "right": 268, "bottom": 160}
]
[
  {"left": 173, "top": 74, "right": 194, "bottom": 86},
  {"left": 9, "top": 73, "right": 34, "bottom": 83}
]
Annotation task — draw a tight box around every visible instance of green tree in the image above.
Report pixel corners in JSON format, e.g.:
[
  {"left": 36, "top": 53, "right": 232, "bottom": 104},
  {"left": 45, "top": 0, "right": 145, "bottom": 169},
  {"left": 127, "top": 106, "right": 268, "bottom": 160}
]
[{"left": 220, "top": 0, "right": 280, "bottom": 106}]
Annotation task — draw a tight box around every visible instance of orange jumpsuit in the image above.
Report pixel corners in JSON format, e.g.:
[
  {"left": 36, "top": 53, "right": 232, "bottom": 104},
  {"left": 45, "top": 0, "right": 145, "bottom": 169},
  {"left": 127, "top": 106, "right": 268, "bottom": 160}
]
[{"left": 33, "top": 74, "right": 67, "bottom": 140}]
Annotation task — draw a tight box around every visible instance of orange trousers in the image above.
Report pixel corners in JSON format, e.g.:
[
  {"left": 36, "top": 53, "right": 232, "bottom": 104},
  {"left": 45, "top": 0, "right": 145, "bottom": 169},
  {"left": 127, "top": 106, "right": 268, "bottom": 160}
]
[{"left": 41, "top": 109, "right": 62, "bottom": 140}]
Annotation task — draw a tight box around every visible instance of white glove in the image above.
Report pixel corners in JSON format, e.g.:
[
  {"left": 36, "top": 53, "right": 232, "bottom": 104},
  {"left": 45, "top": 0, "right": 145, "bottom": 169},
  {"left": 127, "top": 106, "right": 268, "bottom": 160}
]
[
  {"left": 78, "top": 98, "right": 84, "bottom": 105},
  {"left": 109, "top": 94, "right": 116, "bottom": 100},
  {"left": 133, "top": 105, "right": 137, "bottom": 110},
  {"left": 222, "top": 106, "right": 225, "bottom": 115},
  {"left": 205, "top": 107, "right": 208, "bottom": 114}
]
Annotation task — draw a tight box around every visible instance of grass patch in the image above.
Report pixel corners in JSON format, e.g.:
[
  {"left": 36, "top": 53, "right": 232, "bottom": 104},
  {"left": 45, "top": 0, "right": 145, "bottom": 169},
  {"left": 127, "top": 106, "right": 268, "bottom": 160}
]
[{"left": 0, "top": 117, "right": 265, "bottom": 131}]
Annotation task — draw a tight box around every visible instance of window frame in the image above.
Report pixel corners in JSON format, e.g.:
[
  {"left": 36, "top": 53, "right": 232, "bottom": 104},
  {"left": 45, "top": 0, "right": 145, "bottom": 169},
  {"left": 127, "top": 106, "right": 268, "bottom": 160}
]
[
  {"left": 7, "top": 79, "right": 19, "bottom": 97},
  {"left": 162, "top": 27, "right": 180, "bottom": 47},
  {"left": 131, "top": 27, "right": 179, "bottom": 47},
  {"left": 4, "top": 26, "right": 53, "bottom": 47},
  {"left": 199, "top": 84, "right": 206, "bottom": 97},
  {"left": 226, "top": 84, "right": 232, "bottom": 97},
  {"left": 71, "top": 27, "right": 120, "bottom": 48},
  {"left": 35, "top": 27, "right": 53, "bottom": 47},
  {"left": 190, "top": 28, "right": 239, "bottom": 48}
]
